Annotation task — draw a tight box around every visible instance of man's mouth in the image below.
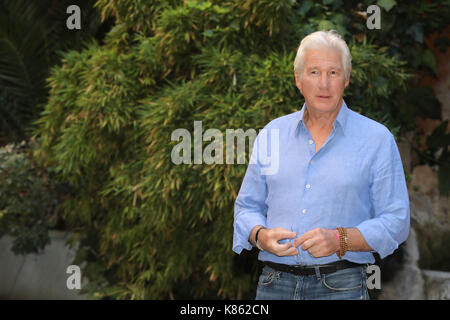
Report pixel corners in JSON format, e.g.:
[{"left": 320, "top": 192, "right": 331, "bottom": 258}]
[{"left": 317, "top": 95, "right": 331, "bottom": 99}]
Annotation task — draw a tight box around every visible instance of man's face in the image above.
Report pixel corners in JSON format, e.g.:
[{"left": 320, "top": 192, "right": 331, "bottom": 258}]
[{"left": 295, "top": 48, "right": 349, "bottom": 113}]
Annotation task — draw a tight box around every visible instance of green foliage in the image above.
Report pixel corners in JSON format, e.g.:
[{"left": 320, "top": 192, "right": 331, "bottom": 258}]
[
  {"left": 26, "top": 0, "right": 449, "bottom": 299},
  {"left": 0, "top": 0, "right": 52, "bottom": 142},
  {"left": 0, "top": 0, "right": 109, "bottom": 144},
  {"left": 0, "top": 139, "right": 66, "bottom": 254}
]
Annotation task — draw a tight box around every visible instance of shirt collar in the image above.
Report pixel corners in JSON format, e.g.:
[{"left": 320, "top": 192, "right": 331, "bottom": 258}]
[{"left": 297, "top": 100, "right": 349, "bottom": 136}]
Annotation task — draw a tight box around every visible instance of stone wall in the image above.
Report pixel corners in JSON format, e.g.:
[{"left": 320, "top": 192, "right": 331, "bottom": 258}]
[
  {"left": 378, "top": 28, "right": 450, "bottom": 300},
  {"left": 378, "top": 227, "right": 450, "bottom": 300},
  {"left": 0, "top": 231, "right": 87, "bottom": 299}
]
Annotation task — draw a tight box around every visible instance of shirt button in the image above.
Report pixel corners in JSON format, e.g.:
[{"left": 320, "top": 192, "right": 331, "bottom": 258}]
[
  {"left": 309, "top": 139, "right": 314, "bottom": 144},
  {"left": 302, "top": 209, "right": 307, "bottom": 214},
  {"left": 306, "top": 184, "right": 311, "bottom": 189}
]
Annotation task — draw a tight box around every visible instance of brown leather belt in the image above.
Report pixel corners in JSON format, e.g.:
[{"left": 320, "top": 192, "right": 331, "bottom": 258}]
[{"left": 264, "top": 260, "right": 363, "bottom": 276}]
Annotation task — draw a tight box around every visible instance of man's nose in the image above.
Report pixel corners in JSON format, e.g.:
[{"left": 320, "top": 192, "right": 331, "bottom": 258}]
[{"left": 318, "top": 73, "right": 329, "bottom": 89}]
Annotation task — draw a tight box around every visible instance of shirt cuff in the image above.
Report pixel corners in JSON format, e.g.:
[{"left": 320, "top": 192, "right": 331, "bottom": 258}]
[
  {"left": 233, "top": 212, "right": 267, "bottom": 254},
  {"left": 355, "top": 220, "right": 399, "bottom": 259}
]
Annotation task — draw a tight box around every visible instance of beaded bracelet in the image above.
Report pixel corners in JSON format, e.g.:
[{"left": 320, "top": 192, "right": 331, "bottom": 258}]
[{"left": 336, "top": 227, "right": 348, "bottom": 259}]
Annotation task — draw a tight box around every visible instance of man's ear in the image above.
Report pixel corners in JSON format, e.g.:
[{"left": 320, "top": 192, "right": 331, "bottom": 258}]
[
  {"left": 344, "top": 76, "right": 350, "bottom": 88},
  {"left": 294, "top": 70, "right": 302, "bottom": 92}
]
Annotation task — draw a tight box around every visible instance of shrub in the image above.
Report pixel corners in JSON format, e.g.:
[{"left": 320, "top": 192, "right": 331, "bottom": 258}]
[{"left": 0, "top": 139, "right": 67, "bottom": 254}]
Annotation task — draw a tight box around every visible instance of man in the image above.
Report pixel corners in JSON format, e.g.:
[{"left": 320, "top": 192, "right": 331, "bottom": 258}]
[{"left": 232, "top": 30, "right": 410, "bottom": 300}]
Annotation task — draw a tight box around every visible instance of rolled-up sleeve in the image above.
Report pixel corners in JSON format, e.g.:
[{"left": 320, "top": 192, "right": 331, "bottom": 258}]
[
  {"left": 356, "top": 132, "right": 410, "bottom": 259},
  {"left": 233, "top": 134, "right": 269, "bottom": 254}
]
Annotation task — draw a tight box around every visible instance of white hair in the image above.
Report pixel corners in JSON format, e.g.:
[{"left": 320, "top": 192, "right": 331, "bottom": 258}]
[{"left": 294, "top": 30, "right": 352, "bottom": 81}]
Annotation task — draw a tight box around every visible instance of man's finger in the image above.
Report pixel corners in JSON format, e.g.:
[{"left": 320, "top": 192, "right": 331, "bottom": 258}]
[
  {"left": 275, "top": 241, "right": 293, "bottom": 252},
  {"left": 308, "top": 245, "right": 322, "bottom": 257},
  {"left": 293, "top": 230, "right": 314, "bottom": 247},
  {"left": 300, "top": 238, "right": 315, "bottom": 251},
  {"left": 283, "top": 246, "right": 299, "bottom": 256},
  {"left": 273, "top": 240, "right": 296, "bottom": 256},
  {"left": 277, "top": 244, "right": 299, "bottom": 256},
  {"left": 272, "top": 228, "right": 297, "bottom": 240}
]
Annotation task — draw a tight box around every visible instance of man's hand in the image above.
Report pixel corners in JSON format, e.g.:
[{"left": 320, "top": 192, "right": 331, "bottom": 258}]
[
  {"left": 257, "top": 228, "right": 299, "bottom": 257},
  {"left": 293, "top": 228, "right": 339, "bottom": 258}
]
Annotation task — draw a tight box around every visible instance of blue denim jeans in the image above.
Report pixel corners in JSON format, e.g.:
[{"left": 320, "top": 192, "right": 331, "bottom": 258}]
[{"left": 255, "top": 264, "right": 370, "bottom": 300}]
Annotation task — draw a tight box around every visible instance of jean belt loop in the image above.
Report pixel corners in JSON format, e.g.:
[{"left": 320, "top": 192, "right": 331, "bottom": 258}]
[{"left": 314, "top": 266, "right": 321, "bottom": 280}]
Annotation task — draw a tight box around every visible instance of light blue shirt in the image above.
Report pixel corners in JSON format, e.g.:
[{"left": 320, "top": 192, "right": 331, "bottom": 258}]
[{"left": 233, "top": 100, "right": 410, "bottom": 265}]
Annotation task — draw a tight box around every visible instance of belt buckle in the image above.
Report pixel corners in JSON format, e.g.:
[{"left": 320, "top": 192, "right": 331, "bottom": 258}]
[
  {"left": 293, "top": 264, "right": 315, "bottom": 276},
  {"left": 301, "top": 263, "right": 337, "bottom": 275},
  {"left": 287, "top": 264, "right": 305, "bottom": 275}
]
